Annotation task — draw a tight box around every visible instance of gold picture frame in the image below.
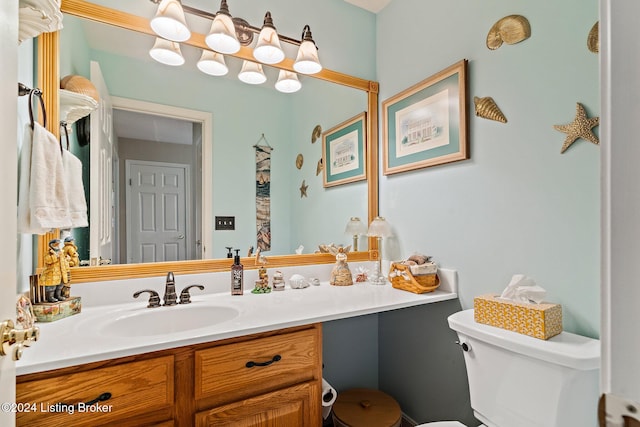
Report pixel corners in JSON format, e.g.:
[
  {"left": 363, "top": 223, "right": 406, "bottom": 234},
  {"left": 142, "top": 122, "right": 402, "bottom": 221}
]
[{"left": 382, "top": 59, "right": 468, "bottom": 175}]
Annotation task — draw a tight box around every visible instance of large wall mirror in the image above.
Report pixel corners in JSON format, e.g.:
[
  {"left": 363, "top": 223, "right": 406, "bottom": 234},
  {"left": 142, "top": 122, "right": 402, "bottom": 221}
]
[{"left": 37, "top": 0, "right": 379, "bottom": 282}]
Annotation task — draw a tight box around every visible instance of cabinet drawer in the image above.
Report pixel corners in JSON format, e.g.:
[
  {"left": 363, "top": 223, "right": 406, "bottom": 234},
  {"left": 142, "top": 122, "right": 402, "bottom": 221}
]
[
  {"left": 195, "top": 327, "right": 320, "bottom": 406},
  {"left": 17, "top": 355, "right": 174, "bottom": 427}
]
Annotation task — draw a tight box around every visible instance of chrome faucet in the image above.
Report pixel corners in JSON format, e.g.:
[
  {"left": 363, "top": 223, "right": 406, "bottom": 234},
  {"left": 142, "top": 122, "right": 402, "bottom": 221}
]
[
  {"left": 163, "top": 272, "right": 178, "bottom": 306},
  {"left": 133, "top": 272, "right": 205, "bottom": 308}
]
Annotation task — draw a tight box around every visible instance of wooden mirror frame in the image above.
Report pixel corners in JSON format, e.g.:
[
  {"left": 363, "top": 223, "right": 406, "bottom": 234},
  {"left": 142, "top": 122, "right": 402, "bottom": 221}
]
[{"left": 36, "top": 0, "right": 379, "bottom": 283}]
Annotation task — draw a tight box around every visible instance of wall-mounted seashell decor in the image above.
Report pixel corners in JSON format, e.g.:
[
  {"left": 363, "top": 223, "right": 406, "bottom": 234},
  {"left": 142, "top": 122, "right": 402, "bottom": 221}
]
[
  {"left": 587, "top": 21, "right": 599, "bottom": 53},
  {"left": 486, "top": 15, "right": 531, "bottom": 50},
  {"left": 474, "top": 96, "right": 507, "bottom": 123}
]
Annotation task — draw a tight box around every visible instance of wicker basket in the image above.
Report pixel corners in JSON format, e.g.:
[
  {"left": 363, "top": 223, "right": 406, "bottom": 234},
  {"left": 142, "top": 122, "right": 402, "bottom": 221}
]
[{"left": 388, "top": 262, "right": 439, "bottom": 294}]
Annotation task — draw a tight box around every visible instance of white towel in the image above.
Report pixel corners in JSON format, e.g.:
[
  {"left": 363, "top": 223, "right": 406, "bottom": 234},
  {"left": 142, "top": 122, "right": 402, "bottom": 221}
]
[
  {"left": 23, "top": 122, "right": 72, "bottom": 232},
  {"left": 62, "top": 150, "right": 88, "bottom": 228},
  {"left": 17, "top": 124, "right": 48, "bottom": 233}
]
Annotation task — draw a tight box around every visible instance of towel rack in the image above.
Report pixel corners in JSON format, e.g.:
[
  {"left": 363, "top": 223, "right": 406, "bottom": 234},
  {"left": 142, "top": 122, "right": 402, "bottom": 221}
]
[
  {"left": 18, "top": 82, "right": 47, "bottom": 130},
  {"left": 59, "top": 121, "right": 69, "bottom": 155}
]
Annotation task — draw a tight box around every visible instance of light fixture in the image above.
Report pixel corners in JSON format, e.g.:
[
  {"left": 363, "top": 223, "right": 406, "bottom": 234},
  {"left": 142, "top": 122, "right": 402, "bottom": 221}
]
[
  {"left": 149, "top": 37, "right": 185, "bottom": 66},
  {"left": 205, "top": 0, "right": 241, "bottom": 54},
  {"left": 275, "top": 70, "right": 301, "bottom": 93},
  {"left": 293, "top": 25, "right": 322, "bottom": 74},
  {"left": 150, "top": 0, "right": 191, "bottom": 42},
  {"left": 197, "top": 50, "right": 229, "bottom": 76},
  {"left": 238, "top": 60, "right": 267, "bottom": 85},
  {"left": 367, "top": 217, "right": 393, "bottom": 285},
  {"left": 253, "top": 12, "right": 285, "bottom": 65},
  {"left": 344, "top": 217, "right": 367, "bottom": 251}
]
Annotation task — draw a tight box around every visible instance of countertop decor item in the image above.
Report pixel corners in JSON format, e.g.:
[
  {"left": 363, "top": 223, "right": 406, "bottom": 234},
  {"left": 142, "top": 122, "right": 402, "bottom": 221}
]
[
  {"left": 388, "top": 259, "right": 439, "bottom": 294},
  {"left": 474, "top": 96, "right": 507, "bottom": 123},
  {"left": 553, "top": 103, "right": 600, "bottom": 153},
  {"left": 486, "top": 15, "right": 531, "bottom": 50},
  {"left": 588, "top": 21, "right": 599, "bottom": 53},
  {"left": 367, "top": 217, "right": 393, "bottom": 285},
  {"left": 329, "top": 246, "right": 353, "bottom": 286},
  {"left": 382, "top": 60, "right": 468, "bottom": 175},
  {"left": 344, "top": 217, "right": 367, "bottom": 251},
  {"left": 322, "top": 112, "right": 367, "bottom": 188}
]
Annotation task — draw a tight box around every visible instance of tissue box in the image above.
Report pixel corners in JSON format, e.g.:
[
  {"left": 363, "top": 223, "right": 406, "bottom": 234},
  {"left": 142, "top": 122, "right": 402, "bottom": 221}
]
[{"left": 474, "top": 294, "right": 562, "bottom": 340}]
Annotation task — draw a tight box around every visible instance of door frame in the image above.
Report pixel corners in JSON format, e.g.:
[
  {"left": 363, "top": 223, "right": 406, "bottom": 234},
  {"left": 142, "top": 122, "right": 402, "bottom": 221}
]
[
  {"left": 111, "top": 97, "right": 213, "bottom": 259},
  {"left": 125, "top": 159, "right": 192, "bottom": 263}
]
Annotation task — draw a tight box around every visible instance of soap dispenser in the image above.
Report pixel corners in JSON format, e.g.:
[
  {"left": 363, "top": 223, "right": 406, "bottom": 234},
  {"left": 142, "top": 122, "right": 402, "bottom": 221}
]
[
  {"left": 226, "top": 247, "right": 233, "bottom": 258},
  {"left": 231, "top": 249, "right": 244, "bottom": 295}
]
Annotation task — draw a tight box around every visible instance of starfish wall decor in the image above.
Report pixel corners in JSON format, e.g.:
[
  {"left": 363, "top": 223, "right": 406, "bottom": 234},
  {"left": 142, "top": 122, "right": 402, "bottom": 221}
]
[
  {"left": 299, "top": 180, "right": 308, "bottom": 198},
  {"left": 553, "top": 103, "right": 599, "bottom": 154}
]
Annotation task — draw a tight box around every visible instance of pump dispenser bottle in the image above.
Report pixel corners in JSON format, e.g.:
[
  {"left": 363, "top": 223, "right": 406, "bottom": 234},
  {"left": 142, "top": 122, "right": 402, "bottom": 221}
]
[{"left": 231, "top": 249, "right": 243, "bottom": 295}]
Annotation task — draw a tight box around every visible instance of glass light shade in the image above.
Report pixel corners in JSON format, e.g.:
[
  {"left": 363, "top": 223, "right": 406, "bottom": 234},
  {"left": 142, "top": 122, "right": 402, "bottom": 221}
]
[
  {"left": 275, "top": 70, "right": 301, "bottom": 93},
  {"left": 149, "top": 38, "right": 185, "bottom": 66},
  {"left": 205, "top": 6, "right": 240, "bottom": 54},
  {"left": 367, "top": 216, "right": 393, "bottom": 238},
  {"left": 294, "top": 40, "right": 322, "bottom": 74},
  {"left": 150, "top": 0, "right": 191, "bottom": 42},
  {"left": 253, "top": 13, "right": 285, "bottom": 65},
  {"left": 197, "top": 50, "right": 228, "bottom": 76},
  {"left": 345, "top": 217, "right": 367, "bottom": 235},
  {"left": 238, "top": 61, "right": 267, "bottom": 85}
]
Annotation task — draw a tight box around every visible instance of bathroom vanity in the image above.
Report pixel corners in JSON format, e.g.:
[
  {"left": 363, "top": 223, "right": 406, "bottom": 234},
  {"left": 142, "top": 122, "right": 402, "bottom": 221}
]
[{"left": 15, "top": 268, "right": 457, "bottom": 427}]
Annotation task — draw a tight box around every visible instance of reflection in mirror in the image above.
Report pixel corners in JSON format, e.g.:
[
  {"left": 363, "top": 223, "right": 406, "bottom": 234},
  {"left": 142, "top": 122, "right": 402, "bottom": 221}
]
[{"left": 59, "top": 13, "right": 369, "bottom": 265}]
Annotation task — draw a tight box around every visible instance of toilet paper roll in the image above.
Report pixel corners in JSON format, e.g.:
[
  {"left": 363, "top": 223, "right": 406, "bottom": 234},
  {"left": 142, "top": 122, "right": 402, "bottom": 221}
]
[{"left": 321, "top": 378, "right": 337, "bottom": 420}]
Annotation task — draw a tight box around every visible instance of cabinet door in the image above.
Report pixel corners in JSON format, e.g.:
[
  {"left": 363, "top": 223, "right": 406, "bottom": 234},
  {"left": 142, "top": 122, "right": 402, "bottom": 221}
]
[{"left": 195, "top": 381, "right": 321, "bottom": 427}]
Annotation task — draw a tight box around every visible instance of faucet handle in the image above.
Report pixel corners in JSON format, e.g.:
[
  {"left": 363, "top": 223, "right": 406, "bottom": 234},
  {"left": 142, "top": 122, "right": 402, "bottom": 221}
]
[
  {"left": 179, "top": 285, "right": 205, "bottom": 304},
  {"left": 133, "top": 289, "right": 161, "bottom": 308}
]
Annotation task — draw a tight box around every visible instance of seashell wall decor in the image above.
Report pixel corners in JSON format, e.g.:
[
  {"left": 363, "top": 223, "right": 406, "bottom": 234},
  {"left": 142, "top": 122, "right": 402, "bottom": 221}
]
[
  {"left": 588, "top": 21, "right": 599, "bottom": 53},
  {"left": 486, "top": 15, "right": 531, "bottom": 50},
  {"left": 474, "top": 96, "right": 507, "bottom": 123}
]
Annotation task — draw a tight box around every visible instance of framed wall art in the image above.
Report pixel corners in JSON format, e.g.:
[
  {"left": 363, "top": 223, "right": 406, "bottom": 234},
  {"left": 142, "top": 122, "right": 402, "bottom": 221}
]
[
  {"left": 322, "top": 112, "right": 367, "bottom": 187},
  {"left": 382, "top": 59, "right": 468, "bottom": 175}
]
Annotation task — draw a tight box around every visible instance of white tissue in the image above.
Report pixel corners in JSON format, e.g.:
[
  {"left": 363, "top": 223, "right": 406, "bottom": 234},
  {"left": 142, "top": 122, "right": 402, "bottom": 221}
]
[
  {"left": 321, "top": 378, "right": 337, "bottom": 420},
  {"left": 499, "top": 274, "right": 547, "bottom": 304}
]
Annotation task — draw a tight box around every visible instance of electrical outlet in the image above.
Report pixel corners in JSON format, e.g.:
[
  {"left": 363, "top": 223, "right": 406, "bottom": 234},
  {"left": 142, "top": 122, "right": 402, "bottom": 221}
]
[{"left": 215, "top": 216, "right": 235, "bottom": 230}]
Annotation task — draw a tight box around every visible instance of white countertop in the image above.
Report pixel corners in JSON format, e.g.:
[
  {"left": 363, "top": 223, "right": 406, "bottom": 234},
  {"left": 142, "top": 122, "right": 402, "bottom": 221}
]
[{"left": 17, "top": 267, "right": 457, "bottom": 375}]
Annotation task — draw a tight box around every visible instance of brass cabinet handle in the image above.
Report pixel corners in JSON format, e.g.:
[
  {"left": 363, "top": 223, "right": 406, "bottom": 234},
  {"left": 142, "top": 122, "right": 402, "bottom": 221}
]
[
  {"left": 245, "top": 354, "right": 282, "bottom": 368},
  {"left": 0, "top": 319, "right": 40, "bottom": 361}
]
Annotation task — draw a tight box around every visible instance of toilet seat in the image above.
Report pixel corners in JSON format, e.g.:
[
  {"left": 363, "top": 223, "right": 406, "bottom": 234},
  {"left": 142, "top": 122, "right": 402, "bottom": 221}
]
[{"left": 415, "top": 422, "right": 467, "bottom": 427}]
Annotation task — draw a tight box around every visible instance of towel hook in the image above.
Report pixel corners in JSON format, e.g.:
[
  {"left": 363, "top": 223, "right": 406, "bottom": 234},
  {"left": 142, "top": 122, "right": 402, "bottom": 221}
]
[
  {"left": 59, "top": 121, "right": 69, "bottom": 154},
  {"left": 18, "top": 83, "right": 47, "bottom": 130}
]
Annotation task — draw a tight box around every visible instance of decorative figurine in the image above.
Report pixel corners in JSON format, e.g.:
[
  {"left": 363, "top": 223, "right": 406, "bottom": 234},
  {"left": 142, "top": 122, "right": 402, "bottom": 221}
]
[
  {"left": 329, "top": 246, "right": 353, "bottom": 286},
  {"left": 63, "top": 236, "right": 80, "bottom": 267},
  {"left": 39, "top": 239, "right": 70, "bottom": 303},
  {"left": 252, "top": 250, "right": 272, "bottom": 294},
  {"left": 272, "top": 270, "right": 285, "bottom": 291}
]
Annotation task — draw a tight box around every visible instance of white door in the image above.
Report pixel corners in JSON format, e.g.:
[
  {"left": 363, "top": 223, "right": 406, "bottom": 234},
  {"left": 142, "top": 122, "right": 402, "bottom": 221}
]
[
  {"left": 600, "top": 1, "right": 640, "bottom": 426},
  {"left": 126, "top": 160, "right": 190, "bottom": 263},
  {"left": 89, "top": 61, "right": 114, "bottom": 264},
  {"left": 1, "top": 2, "right": 18, "bottom": 425}
]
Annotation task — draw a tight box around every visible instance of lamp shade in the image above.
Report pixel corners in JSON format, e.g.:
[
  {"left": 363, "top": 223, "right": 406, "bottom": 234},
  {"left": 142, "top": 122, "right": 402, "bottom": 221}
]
[
  {"left": 238, "top": 60, "right": 267, "bottom": 85},
  {"left": 253, "top": 12, "right": 285, "bottom": 65},
  {"left": 293, "top": 25, "right": 322, "bottom": 74},
  {"left": 345, "top": 217, "right": 367, "bottom": 235},
  {"left": 205, "top": 0, "right": 240, "bottom": 54},
  {"left": 275, "top": 70, "right": 301, "bottom": 93},
  {"left": 197, "top": 50, "right": 228, "bottom": 76},
  {"left": 367, "top": 217, "right": 393, "bottom": 238},
  {"left": 149, "top": 37, "right": 185, "bottom": 66},
  {"left": 150, "top": 0, "right": 191, "bottom": 42}
]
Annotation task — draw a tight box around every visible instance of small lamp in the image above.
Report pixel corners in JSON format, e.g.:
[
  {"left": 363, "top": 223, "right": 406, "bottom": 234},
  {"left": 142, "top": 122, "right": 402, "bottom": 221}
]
[
  {"left": 344, "top": 217, "right": 367, "bottom": 251},
  {"left": 238, "top": 60, "right": 267, "bottom": 85},
  {"left": 253, "top": 12, "right": 285, "bottom": 65},
  {"left": 293, "top": 25, "right": 322, "bottom": 74},
  {"left": 367, "top": 216, "right": 393, "bottom": 285},
  {"left": 150, "top": 0, "right": 191, "bottom": 42},
  {"left": 205, "top": 0, "right": 241, "bottom": 54},
  {"left": 197, "top": 50, "right": 228, "bottom": 76},
  {"left": 275, "top": 70, "right": 301, "bottom": 93},
  {"left": 149, "top": 37, "right": 185, "bottom": 66}
]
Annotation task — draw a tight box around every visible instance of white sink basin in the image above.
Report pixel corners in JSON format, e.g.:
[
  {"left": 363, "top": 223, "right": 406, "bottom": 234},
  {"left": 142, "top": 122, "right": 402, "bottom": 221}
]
[{"left": 98, "top": 304, "right": 240, "bottom": 337}]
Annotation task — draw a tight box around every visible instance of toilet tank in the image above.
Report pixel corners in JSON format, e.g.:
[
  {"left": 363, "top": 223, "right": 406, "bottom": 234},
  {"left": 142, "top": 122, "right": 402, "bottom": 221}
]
[{"left": 448, "top": 309, "right": 600, "bottom": 427}]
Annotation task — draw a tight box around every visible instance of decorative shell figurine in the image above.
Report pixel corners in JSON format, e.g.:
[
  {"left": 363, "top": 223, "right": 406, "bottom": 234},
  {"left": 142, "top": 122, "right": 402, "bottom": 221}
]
[
  {"left": 329, "top": 246, "right": 353, "bottom": 286},
  {"left": 486, "top": 15, "right": 531, "bottom": 50},
  {"left": 587, "top": 21, "right": 599, "bottom": 53},
  {"left": 474, "top": 96, "right": 507, "bottom": 123},
  {"left": 60, "top": 75, "right": 100, "bottom": 102}
]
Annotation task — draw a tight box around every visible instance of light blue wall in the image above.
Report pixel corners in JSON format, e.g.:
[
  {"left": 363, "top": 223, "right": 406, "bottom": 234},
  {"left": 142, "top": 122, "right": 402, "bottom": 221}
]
[{"left": 377, "top": 0, "right": 600, "bottom": 338}]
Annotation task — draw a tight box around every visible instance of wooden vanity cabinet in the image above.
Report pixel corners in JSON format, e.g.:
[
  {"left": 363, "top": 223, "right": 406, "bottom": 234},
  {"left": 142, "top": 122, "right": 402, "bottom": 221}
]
[{"left": 16, "top": 323, "right": 322, "bottom": 427}]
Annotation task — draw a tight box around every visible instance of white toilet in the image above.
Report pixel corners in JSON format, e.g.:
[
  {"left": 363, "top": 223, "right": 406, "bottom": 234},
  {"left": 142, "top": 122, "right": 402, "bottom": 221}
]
[{"left": 417, "top": 309, "right": 600, "bottom": 427}]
